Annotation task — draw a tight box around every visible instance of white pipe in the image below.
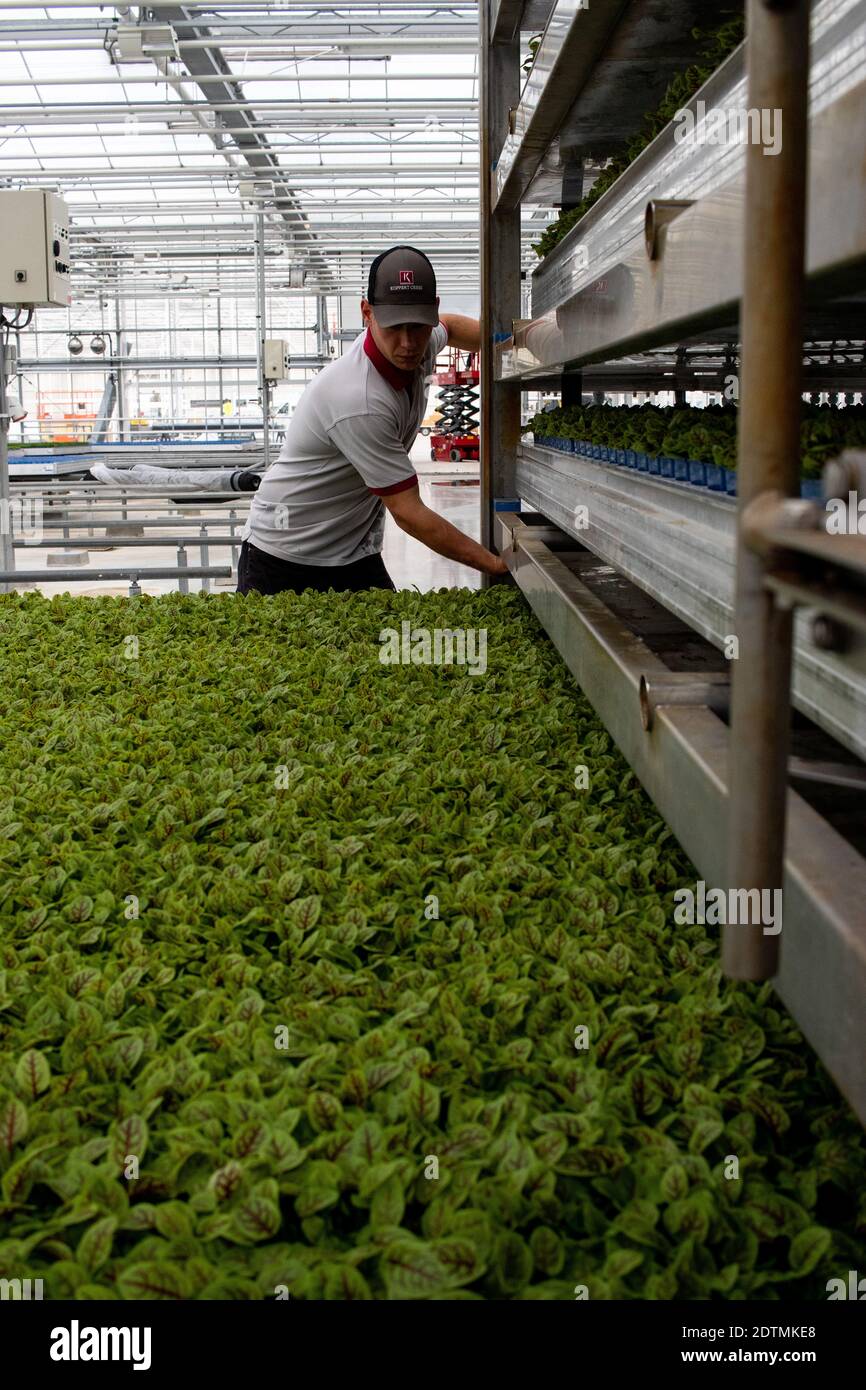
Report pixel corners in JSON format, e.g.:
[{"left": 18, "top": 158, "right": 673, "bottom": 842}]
[
  {"left": 0, "top": 166, "right": 478, "bottom": 176},
  {"left": 67, "top": 200, "right": 480, "bottom": 210},
  {"left": 0, "top": 1, "right": 475, "bottom": 6},
  {"left": 0, "top": 151, "right": 478, "bottom": 167},
  {"left": 0, "top": 75, "right": 478, "bottom": 89},
  {"left": 70, "top": 223, "right": 479, "bottom": 235},
  {"left": 0, "top": 35, "right": 476, "bottom": 50}
]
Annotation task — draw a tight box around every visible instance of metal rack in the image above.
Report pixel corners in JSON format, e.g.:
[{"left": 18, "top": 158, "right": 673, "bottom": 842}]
[
  {"left": 481, "top": 0, "right": 866, "bottom": 1122},
  {"left": 2, "top": 474, "right": 253, "bottom": 593}
]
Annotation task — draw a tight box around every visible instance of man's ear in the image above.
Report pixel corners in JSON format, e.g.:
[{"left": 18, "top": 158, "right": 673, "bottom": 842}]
[{"left": 361, "top": 298, "right": 372, "bottom": 326}]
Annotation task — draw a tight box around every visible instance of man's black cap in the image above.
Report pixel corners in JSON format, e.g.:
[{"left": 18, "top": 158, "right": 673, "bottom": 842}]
[{"left": 366, "top": 245, "right": 438, "bottom": 327}]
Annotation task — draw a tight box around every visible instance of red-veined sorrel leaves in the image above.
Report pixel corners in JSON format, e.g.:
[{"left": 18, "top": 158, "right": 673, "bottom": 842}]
[
  {"left": 1, "top": 587, "right": 865, "bottom": 1300},
  {"left": 789, "top": 1226, "right": 833, "bottom": 1275},
  {"left": 232, "top": 1197, "right": 281, "bottom": 1243},
  {"left": 116, "top": 1262, "right": 189, "bottom": 1300},
  {"left": 109, "top": 1115, "right": 148, "bottom": 1170},
  {"left": 380, "top": 1241, "right": 451, "bottom": 1299},
  {"left": 15, "top": 1049, "right": 50, "bottom": 1100},
  {"left": 76, "top": 1216, "right": 117, "bottom": 1273},
  {"left": 0, "top": 1098, "right": 27, "bottom": 1154}
]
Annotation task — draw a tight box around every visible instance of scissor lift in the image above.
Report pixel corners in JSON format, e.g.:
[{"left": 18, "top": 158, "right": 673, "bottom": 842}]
[{"left": 430, "top": 350, "right": 480, "bottom": 463}]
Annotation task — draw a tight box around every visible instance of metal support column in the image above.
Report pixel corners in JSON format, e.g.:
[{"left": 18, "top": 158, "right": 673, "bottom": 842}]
[
  {"left": 724, "top": 0, "right": 811, "bottom": 981},
  {"left": 216, "top": 287, "right": 225, "bottom": 425},
  {"left": 316, "top": 294, "right": 328, "bottom": 359},
  {"left": 199, "top": 523, "right": 210, "bottom": 594},
  {"left": 255, "top": 210, "right": 271, "bottom": 470},
  {"left": 168, "top": 297, "right": 178, "bottom": 429},
  {"left": 114, "top": 294, "right": 126, "bottom": 442},
  {"left": 480, "top": 0, "right": 522, "bottom": 552},
  {"left": 0, "top": 341, "right": 14, "bottom": 592}
]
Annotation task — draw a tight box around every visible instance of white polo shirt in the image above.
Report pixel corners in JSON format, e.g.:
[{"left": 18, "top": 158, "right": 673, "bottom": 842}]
[{"left": 243, "top": 322, "right": 448, "bottom": 566}]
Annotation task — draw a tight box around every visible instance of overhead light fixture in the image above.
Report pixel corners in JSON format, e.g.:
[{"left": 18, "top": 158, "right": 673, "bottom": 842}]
[
  {"left": 90, "top": 334, "right": 107, "bottom": 355},
  {"left": 68, "top": 335, "right": 83, "bottom": 356}
]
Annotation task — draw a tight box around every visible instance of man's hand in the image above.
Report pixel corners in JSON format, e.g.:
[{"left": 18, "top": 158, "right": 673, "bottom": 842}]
[{"left": 382, "top": 484, "right": 507, "bottom": 576}]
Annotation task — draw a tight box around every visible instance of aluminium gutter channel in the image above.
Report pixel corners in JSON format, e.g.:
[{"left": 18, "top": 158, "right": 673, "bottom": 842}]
[{"left": 516, "top": 442, "right": 866, "bottom": 762}]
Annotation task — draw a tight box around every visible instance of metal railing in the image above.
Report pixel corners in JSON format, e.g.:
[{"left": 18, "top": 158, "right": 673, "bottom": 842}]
[{"left": 0, "top": 564, "right": 232, "bottom": 596}]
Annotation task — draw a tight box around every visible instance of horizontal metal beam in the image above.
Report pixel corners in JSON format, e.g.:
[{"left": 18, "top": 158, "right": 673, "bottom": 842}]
[
  {"left": 0, "top": 35, "right": 478, "bottom": 52},
  {"left": 0, "top": 165, "right": 478, "bottom": 178},
  {"left": 15, "top": 536, "right": 239, "bottom": 548},
  {"left": 0, "top": 0, "right": 475, "bottom": 7},
  {"left": 70, "top": 222, "right": 479, "bottom": 235},
  {"left": 0, "top": 107, "right": 477, "bottom": 124},
  {"left": 0, "top": 82, "right": 478, "bottom": 97},
  {"left": 2, "top": 565, "right": 231, "bottom": 579},
  {"left": 31, "top": 515, "right": 249, "bottom": 530},
  {"left": 0, "top": 150, "right": 480, "bottom": 166},
  {"left": 495, "top": 512, "right": 866, "bottom": 1125},
  {"left": 67, "top": 201, "right": 481, "bottom": 214},
  {"left": 18, "top": 357, "right": 323, "bottom": 370}
]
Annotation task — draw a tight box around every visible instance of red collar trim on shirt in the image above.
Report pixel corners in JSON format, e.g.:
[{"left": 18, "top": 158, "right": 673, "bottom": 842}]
[{"left": 363, "top": 328, "right": 414, "bottom": 392}]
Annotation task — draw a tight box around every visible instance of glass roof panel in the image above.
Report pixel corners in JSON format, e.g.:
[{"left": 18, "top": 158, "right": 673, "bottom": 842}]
[{"left": 0, "top": 3, "right": 497, "bottom": 300}]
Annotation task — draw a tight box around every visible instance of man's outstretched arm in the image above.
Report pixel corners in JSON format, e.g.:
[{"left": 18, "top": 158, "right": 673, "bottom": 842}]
[
  {"left": 439, "top": 313, "right": 481, "bottom": 354},
  {"left": 382, "top": 484, "right": 506, "bottom": 576}
]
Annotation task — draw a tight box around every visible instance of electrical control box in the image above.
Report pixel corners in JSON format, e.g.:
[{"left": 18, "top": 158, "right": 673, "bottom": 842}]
[
  {"left": 0, "top": 190, "right": 71, "bottom": 308},
  {"left": 263, "top": 338, "right": 289, "bottom": 381}
]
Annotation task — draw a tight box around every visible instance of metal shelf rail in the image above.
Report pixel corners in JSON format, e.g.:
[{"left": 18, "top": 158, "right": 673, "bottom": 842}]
[
  {"left": 0, "top": 566, "right": 231, "bottom": 596},
  {"left": 518, "top": 443, "right": 866, "bottom": 760},
  {"left": 481, "top": 0, "right": 866, "bottom": 1121}
]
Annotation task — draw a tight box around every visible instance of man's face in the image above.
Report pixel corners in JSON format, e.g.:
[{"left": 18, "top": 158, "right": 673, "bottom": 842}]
[{"left": 361, "top": 298, "right": 438, "bottom": 371}]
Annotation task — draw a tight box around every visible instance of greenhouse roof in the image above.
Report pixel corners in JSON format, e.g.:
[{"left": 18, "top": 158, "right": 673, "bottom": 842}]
[{"left": 0, "top": 3, "right": 488, "bottom": 300}]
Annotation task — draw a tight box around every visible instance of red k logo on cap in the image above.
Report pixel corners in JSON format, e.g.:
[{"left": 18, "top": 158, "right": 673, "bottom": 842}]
[{"left": 399, "top": 270, "right": 415, "bottom": 284}]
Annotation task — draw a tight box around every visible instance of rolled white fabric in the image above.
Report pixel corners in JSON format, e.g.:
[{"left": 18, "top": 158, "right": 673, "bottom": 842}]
[{"left": 89, "top": 461, "right": 240, "bottom": 491}]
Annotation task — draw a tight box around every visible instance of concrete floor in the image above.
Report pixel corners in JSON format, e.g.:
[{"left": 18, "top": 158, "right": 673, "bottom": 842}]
[{"left": 11, "top": 436, "right": 483, "bottom": 597}]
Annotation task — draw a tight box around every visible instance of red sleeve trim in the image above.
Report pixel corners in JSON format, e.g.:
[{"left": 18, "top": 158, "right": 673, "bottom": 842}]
[{"left": 368, "top": 474, "right": 418, "bottom": 497}]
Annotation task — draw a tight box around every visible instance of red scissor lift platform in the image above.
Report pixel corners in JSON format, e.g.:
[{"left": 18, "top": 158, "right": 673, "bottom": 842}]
[{"left": 429, "top": 351, "right": 480, "bottom": 463}]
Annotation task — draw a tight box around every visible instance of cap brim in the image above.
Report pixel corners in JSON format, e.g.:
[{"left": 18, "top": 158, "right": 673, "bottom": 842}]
[{"left": 371, "top": 303, "right": 439, "bottom": 329}]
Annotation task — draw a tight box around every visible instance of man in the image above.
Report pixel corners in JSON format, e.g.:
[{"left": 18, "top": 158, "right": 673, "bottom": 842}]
[{"left": 237, "top": 245, "right": 507, "bottom": 594}]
